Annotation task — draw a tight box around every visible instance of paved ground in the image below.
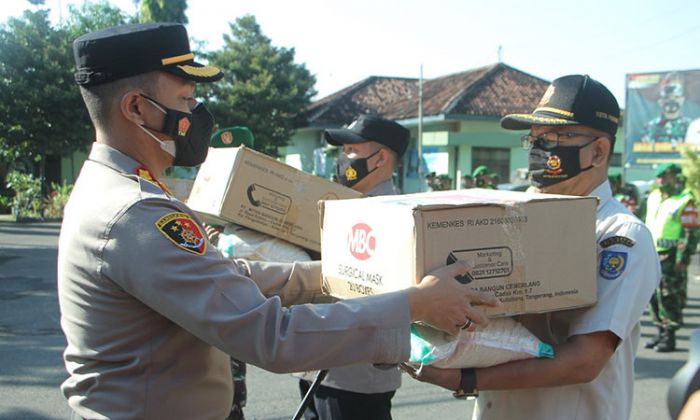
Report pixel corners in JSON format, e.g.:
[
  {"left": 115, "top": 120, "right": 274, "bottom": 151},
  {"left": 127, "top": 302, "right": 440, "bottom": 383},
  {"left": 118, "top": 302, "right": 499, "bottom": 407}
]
[{"left": 0, "top": 218, "right": 697, "bottom": 419}]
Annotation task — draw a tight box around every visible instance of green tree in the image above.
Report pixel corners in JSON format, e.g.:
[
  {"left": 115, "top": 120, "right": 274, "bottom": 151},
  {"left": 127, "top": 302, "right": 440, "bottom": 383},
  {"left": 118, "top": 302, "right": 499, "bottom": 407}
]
[
  {"left": 0, "top": 10, "right": 87, "bottom": 169},
  {"left": 202, "top": 15, "right": 316, "bottom": 157},
  {"left": 682, "top": 149, "right": 700, "bottom": 199},
  {"left": 138, "top": 0, "right": 188, "bottom": 24},
  {"left": 64, "top": 0, "right": 130, "bottom": 37},
  {"left": 0, "top": 2, "right": 127, "bottom": 166},
  {"left": 0, "top": 2, "right": 127, "bottom": 206}
]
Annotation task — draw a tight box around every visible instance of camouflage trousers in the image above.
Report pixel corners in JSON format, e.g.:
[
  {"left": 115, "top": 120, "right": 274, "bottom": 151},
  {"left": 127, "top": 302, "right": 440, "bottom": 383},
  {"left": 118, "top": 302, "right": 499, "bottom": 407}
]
[
  {"left": 227, "top": 358, "right": 247, "bottom": 420},
  {"left": 648, "top": 250, "right": 687, "bottom": 332}
]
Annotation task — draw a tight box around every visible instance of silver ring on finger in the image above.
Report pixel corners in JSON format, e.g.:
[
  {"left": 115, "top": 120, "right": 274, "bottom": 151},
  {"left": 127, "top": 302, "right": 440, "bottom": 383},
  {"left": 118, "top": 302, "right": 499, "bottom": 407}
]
[{"left": 460, "top": 318, "right": 473, "bottom": 330}]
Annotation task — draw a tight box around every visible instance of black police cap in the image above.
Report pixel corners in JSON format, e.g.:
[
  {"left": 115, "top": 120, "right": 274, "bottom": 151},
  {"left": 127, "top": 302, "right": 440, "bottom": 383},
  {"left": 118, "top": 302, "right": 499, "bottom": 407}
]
[
  {"left": 73, "top": 22, "right": 223, "bottom": 86},
  {"left": 500, "top": 75, "right": 620, "bottom": 137},
  {"left": 324, "top": 115, "right": 410, "bottom": 158}
]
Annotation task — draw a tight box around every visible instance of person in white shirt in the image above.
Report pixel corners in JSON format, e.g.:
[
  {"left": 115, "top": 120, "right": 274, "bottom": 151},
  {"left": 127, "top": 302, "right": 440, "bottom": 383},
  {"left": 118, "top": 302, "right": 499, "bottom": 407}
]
[{"left": 403, "top": 74, "right": 661, "bottom": 420}]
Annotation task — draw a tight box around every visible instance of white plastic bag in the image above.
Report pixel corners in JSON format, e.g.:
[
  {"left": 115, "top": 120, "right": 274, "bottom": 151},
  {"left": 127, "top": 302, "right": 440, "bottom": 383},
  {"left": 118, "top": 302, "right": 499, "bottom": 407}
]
[
  {"left": 409, "top": 317, "right": 554, "bottom": 369},
  {"left": 217, "top": 224, "right": 311, "bottom": 263}
]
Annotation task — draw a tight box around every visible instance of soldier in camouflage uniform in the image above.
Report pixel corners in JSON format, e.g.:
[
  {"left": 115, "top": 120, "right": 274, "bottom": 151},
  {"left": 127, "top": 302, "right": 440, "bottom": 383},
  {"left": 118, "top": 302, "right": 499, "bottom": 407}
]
[
  {"left": 642, "top": 76, "right": 691, "bottom": 144},
  {"left": 645, "top": 163, "right": 700, "bottom": 352}
]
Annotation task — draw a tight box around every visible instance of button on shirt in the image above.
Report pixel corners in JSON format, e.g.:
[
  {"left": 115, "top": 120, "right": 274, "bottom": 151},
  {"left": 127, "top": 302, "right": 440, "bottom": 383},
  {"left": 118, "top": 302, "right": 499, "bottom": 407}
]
[
  {"left": 473, "top": 181, "right": 661, "bottom": 420},
  {"left": 58, "top": 143, "right": 412, "bottom": 420}
]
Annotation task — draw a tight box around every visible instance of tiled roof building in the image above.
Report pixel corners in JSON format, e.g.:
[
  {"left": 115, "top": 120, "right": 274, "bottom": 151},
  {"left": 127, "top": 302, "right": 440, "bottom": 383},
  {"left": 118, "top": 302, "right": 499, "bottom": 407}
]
[
  {"left": 302, "top": 63, "right": 549, "bottom": 127},
  {"left": 287, "top": 63, "right": 622, "bottom": 192}
]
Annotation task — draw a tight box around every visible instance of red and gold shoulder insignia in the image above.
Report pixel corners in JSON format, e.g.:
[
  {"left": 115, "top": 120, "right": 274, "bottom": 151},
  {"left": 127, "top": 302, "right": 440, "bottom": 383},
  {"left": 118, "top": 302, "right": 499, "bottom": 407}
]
[
  {"left": 134, "top": 165, "right": 172, "bottom": 195},
  {"left": 681, "top": 202, "right": 700, "bottom": 227},
  {"left": 155, "top": 212, "right": 206, "bottom": 255}
]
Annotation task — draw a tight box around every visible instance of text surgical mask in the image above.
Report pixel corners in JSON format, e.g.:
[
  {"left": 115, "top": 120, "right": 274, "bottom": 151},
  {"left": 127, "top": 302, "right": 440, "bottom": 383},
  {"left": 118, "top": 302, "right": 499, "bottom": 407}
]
[{"left": 138, "top": 94, "right": 215, "bottom": 167}]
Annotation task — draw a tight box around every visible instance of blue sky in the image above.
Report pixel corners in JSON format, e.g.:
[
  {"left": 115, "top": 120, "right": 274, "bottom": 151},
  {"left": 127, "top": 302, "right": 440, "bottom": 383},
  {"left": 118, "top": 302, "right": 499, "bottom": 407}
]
[{"left": 3, "top": 0, "right": 700, "bottom": 105}]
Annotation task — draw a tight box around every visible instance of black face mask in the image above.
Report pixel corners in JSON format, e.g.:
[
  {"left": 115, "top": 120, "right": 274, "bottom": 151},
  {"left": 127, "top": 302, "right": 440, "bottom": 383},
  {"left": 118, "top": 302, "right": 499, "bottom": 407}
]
[
  {"left": 658, "top": 176, "right": 683, "bottom": 195},
  {"left": 528, "top": 140, "right": 595, "bottom": 188},
  {"left": 140, "top": 95, "right": 215, "bottom": 167},
  {"left": 662, "top": 100, "right": 681, "bottom": 117},
  {"left": 659, "top": 182, "right": 675, "bottom": 194},
  {"left": 335, "top": 149, "right": 380, "bottom": 188}
]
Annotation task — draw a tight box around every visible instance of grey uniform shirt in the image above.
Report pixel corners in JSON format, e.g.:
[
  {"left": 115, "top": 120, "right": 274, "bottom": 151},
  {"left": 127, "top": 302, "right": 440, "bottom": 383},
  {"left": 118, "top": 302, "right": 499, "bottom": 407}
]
[
  {"left": 57, "top": 143, "right": 412, "bottom": 420},
  {"left": 473, "top": 181, "right": 661, "bottom": 420},
  {"left": 312, "top": 177, "right": 402, "bottom": 393}
]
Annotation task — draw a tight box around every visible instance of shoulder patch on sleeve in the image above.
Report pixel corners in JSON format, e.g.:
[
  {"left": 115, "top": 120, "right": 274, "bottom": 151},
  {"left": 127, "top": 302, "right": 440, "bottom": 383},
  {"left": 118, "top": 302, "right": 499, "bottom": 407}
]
[
  {"left": 681, "top": 202, "right": 700, "bottom": 227},
  {"left": 599, "top": 250, "right": 628, "bottom": 280},
  {"left": 156, "top": 212, "right": 207, "bottom": 255},
  {"left": 600, "top": 235, "right": 635, "bottom": 248}
]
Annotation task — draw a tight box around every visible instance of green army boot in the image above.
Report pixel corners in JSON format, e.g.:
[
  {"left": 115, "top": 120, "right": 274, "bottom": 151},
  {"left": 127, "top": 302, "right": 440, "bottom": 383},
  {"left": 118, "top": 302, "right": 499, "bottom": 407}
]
[
  {"left": 655, "top": 330, "right": 676, "bottom": 353},
  {"left": 645, "top": 326, "right": 665, "bottom": 349}
]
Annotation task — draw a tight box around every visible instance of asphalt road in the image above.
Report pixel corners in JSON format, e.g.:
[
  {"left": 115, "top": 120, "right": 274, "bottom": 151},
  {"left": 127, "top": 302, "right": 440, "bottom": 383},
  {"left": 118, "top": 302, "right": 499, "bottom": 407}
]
[{"left": 0, "top": 219, "right": 696, "bottom": 419}]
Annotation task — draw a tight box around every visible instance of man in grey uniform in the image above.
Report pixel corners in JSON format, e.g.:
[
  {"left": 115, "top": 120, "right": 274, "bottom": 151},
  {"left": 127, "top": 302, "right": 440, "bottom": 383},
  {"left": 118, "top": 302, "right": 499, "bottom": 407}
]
[
  {"left": 328, "top": 114, "right": 407, "bottom": 196},
  {"left": 404, "top": 75, "right": 661, "bottom": 420},
  {"left": 297, "top": 115, "right": 410, "bottom": 419},
  {"left": 59, "top": 23, "right": 499, "bottom": 420}
]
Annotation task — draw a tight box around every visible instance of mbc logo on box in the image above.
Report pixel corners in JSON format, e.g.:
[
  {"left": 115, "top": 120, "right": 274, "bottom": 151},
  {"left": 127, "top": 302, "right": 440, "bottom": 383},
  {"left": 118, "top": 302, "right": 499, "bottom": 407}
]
[{"left": 348, "top": 223, "right": 376, "bottom": 260}]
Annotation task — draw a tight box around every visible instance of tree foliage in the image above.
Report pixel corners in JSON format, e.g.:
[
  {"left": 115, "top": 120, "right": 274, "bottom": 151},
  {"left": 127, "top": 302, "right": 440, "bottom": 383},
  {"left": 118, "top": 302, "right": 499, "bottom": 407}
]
[
  {"left": 64, "top": 0, "right": 130, "bottom": 37},
  {"left": 0, "top": 3, "right": 318, "bottom": 172},
  {"left": 0, "top": 10, "right": 86, "bottom": 166},
  {"left": 682, "top": 149, "right": 700, "bottom": 199},
  {"left": 138, "top": 0, "right": 188, "bottom": 24},
  {"left": 202, "top": 15, "right": 317, "bottom": 157},
  {"left": 0, "top": 2, "right": 128, "bottom": 169}
]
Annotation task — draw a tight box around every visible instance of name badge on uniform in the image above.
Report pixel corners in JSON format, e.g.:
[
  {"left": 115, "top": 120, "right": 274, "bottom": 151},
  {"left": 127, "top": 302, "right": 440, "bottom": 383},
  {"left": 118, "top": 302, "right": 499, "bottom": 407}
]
[
  {"left": 156, "top": 212, "right": 207, "bottom": 255},
  {"left": 599, "top": 250, "right": 627, "bottom": 280}
]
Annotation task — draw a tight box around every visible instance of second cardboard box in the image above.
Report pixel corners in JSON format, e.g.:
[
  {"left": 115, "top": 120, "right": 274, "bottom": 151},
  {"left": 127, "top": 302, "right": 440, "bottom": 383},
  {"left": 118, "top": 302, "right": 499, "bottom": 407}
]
[{"left": 320, "top": 188, "right": 598, "bottom": 317}]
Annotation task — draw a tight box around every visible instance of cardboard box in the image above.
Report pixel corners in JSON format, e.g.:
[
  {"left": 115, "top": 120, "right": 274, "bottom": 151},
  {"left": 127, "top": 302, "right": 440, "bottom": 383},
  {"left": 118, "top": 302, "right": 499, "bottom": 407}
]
[
  {"left": 320, "top": 188, "right": 598, "bottom": 316},
  {"left": 187, "top": 146, "right": 362, "bottom": 251}
]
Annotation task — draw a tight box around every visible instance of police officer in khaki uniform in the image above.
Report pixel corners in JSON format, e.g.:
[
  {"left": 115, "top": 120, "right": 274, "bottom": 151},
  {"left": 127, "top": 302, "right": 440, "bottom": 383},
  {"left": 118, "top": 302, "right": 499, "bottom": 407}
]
[
  {"left": 403, "top": 75, "right": 660, "bottom": 420},
  {"left": 58, "top": 23, "right": 499, "bottom": 420}
]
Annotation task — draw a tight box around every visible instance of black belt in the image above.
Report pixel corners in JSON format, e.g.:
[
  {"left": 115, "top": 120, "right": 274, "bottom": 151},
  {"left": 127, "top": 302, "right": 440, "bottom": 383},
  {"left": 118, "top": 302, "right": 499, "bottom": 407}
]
[{"left": 657, "top": 239, "right": 679, "bottom": 249}]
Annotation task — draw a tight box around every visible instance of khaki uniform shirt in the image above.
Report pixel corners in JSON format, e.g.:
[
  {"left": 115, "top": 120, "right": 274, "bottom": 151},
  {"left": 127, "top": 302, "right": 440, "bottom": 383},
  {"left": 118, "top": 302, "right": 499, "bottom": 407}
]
[
  {"left": 58, "top": 143, "right": 411, "bottom": 420},
  {"left": 473, "top": 181, "right": 661, "bottom": 420}
]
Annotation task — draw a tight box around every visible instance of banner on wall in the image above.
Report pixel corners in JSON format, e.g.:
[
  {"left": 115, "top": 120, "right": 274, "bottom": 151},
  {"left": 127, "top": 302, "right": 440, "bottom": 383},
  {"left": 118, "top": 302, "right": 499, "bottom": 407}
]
[{"left": 625, "top": 69, "right": 700, "bottom": 167}]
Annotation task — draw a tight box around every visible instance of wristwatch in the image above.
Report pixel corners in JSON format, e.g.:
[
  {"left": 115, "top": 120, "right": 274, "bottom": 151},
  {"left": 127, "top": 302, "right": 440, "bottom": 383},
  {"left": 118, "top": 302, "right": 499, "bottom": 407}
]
[{"left": 453, "top": 368, "right": 478, "bottom": 399}]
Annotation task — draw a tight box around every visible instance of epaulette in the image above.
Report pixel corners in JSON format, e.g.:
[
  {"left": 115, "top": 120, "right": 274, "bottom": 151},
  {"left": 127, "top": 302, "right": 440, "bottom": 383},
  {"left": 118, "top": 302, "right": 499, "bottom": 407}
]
[{"left": 133, "top": 165, "right": 172, "bottom": 198}]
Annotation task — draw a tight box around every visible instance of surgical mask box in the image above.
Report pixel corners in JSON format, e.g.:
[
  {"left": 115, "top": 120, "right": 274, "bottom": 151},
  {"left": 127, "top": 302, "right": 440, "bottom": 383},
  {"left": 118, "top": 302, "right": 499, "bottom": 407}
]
[
  {"left": 320, "top": 188, "right": 598, "bottom": 316},
  {"left": 187, "top": 146, "right": 362, "bottom": 252}
]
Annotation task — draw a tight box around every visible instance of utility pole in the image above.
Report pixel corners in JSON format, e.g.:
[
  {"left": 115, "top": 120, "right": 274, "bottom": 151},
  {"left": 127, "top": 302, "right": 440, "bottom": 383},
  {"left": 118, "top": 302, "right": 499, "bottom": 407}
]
[{"left": 417, "top": 64, "right": 424, "bottom": 191}]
